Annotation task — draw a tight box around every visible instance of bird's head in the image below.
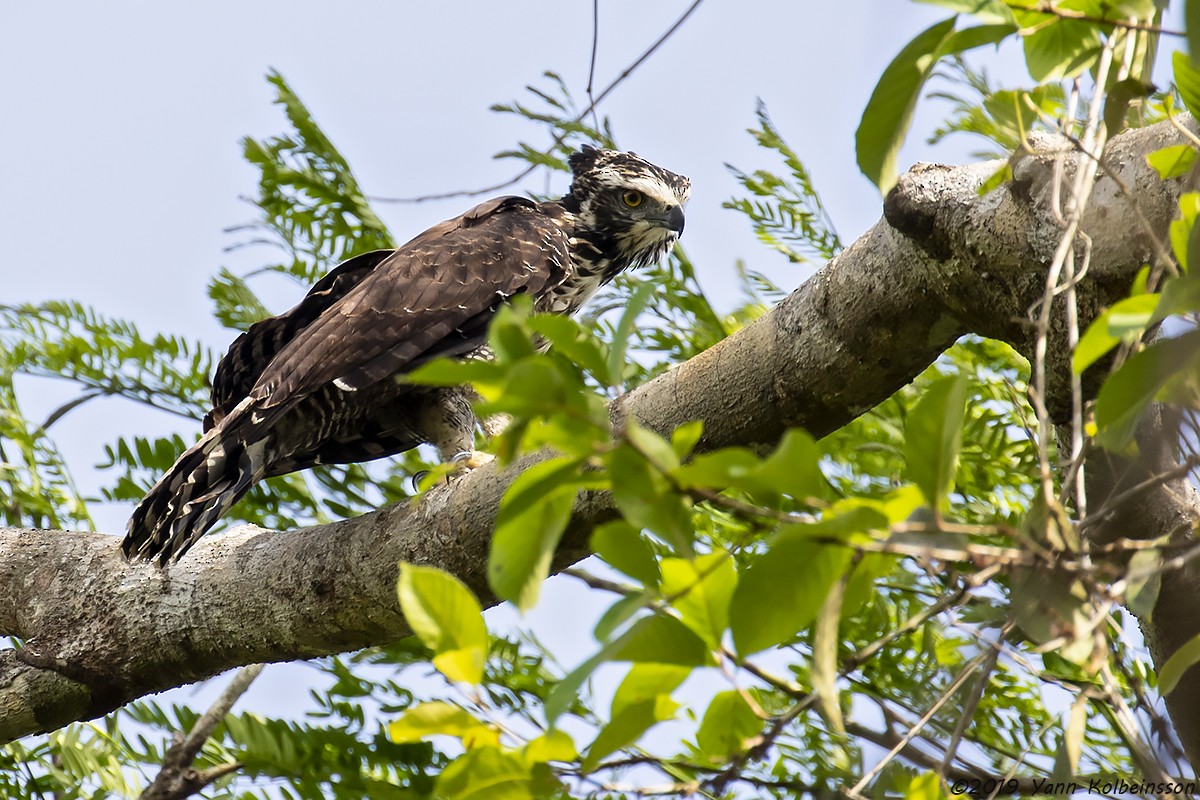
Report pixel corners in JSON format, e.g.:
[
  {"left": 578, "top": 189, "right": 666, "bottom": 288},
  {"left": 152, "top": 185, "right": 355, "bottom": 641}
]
[{"left": 564, "top": 145, "right": 691, "bottom": 271}]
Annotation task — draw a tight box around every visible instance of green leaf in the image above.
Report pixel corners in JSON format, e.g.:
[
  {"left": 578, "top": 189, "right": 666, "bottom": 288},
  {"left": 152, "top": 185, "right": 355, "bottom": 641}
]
[
  {"left": 1175, "top": 51, "right": 1200, "bottom": 120},
  {"left": 1156, "top": 274, "right": 1200, "bottom": 322},
  {"left": 488, "top": 360, "right": 572, "bottom": 417},
  {"left": 844, "top": 553, "right": 896, "bottom": 615},
  {"left": 1010, "top": 568, "right": 1092, "bottom": 660},
  {"left": 1109, "top": 292, "right": 1162, "bottom": 333},
  {"left": 905, "top": 771, "right": 942, "bottom": 800},
  {"left": 593, "top": 593, "right": 649, "bottom": 641},
  {"left": 1072, "top": 294, "right": 1160, "bottom": 374},
  {"left": 545, "top": 615, "right": 705, "bottom": 725},
  {"left": 1132, "top": 264, "right": 1152, "bottom": 296},
  {"left": 522, "top": 730, "right": 578, "bottom": 764},
  {"left": 673, "top": 430, "right": 825, "bottom": 503},
  {"left": 582, "top": 694, "right": 679, "bottom": 772},
  {"left": 436, "top": 746, "right": 534, "bottom": 800},
  {"left": 670, "top": 420, "right": 705, "bottom": 460},
  {"left": 625, "top": 418, "right": 681, "bottom": 472},
  {"left": 611, "top": 663, "right": 691, "bottom": 715},
  {"left": 1104, "top": 78, "right": 1155, "bottom": 137},
  {"left": 610, "top": 614, "right": 710, "bottom": 666},
  {"left": 941, "top": 23, "right": 1018, "bottom": 54},
  {"left": 591, "top": 521, "right": 661, "bottom": 587},
  {"left": 812, "top": 574, "right": 846, "bottom": 736},
  {"left": 977, "top": 162, "right": 1013, "bottom": 196},
  {"left": 1063, "top": 695, "right": 1087, "bottom": 775},
  {"left": 1170, "top": 193, "right": 1200, "bottom": 272},
  {"left": 696, "top": 691, "right": 761, "bottom": 759},
  {"left": 856, "top": 17, "right": 958, "bottom": 192},
  {"left": 672, "top": 447, "right": 763, "bottom": 490},
  {"left": 1189, "top": 216, "right": 1200, "bottom": 282},
  {"left": 526, "top": 314, "right": 611, "bottom": 382},
  {"left": 1019, "top": 15, "right": 1102, "bottom": 82},
  {"left": 488, "top": 302, "right": 538, "bottom": 363},
  {"left": 914, "top": 0, "right": 1016, "bottom": 25},
  {"left": 750, "top": 428, "right": 826, "bottom": 501},
  {"left": 1147, "top": 144, "right": 1198, "bottom": 181},
  {"left": 489, "top": 457, "right": 581, "bottom": 610},
  {"left": 1123, "top": 549, "right": 1162, "bottom": 619},
  {"left": 1160, "top": 629, "right": 1200, "bottom": 696},
  {"left": 1095, "top": 331, "right": 1200, "bottom": 452},
  {"left": 730, "top": 532, "right": 852, "bottom": 656},
  {"left": 579, "top": 663, "right": 688, "bottom": 771},
  {"left": 724, "top": 102, "right": 843, "bottom": 264},
  {"left": 240, "top": 70, "right": 395, "bottom": 287},
  {"left": 407, "top": 357, "right": 506, "bottom": 390},
  {"left": 397, "top": 563, "right": 488, "bottom": 684},
  {"left": 607, "top": 281, "right": 657, "bottom": 388},
  {"left": 660, "top": 551, "right": 738, "bottom": 649},
  {"left": 207, "top": 267, "right": 271, "bottom": 330},
  {"left": 389, "top": 701, "right": 499, "bottom": 748},
  {"left": 546, "top": 646, "right": 613, "bottom": 725},
  {"left": 904, "top": 374, "right": 968, "bottom": 509},
  {"left": 606, "top": 443, "right": 694, "bottom": 556}
]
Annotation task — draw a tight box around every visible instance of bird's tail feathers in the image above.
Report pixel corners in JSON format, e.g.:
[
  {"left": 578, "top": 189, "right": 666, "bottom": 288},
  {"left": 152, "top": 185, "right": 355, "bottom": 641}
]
[{"left": 124, "top": 406, "right": 270, "bottom": 565}]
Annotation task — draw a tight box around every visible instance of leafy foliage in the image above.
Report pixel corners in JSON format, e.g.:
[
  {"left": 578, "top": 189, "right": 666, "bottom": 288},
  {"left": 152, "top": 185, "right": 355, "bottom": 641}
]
[
  {"left": 238, "top": 69, "right": 395, "bottom": 288},
  {"left": 0, "top": 368, "right": 91, "bottom": 530},
  {"left": 928, "top": 57, "right": 1067, "bottom": 159},
  {"left": 724, "top": 101, "right": 842, "bottom": 265},
  {"left": 4, "top": 2, "right": 1196, "bottom": 796}
]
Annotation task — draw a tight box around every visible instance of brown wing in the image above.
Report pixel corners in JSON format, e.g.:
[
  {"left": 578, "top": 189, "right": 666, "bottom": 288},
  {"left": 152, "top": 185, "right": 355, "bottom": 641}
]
[
  {"left": 250, "top": 195, "right": 571, "bottom": 410},
  {"left": 204, "top": 249, "right": 394, "bottom": 432}
]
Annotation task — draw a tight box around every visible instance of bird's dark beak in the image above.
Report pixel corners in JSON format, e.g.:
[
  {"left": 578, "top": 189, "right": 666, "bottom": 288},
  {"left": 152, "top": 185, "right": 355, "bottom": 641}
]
[{"left": 663, "top": 205, "right": 686, "bottom": 234}]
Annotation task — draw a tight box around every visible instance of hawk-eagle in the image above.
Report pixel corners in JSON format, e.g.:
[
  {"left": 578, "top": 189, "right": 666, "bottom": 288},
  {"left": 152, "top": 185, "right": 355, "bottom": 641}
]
[{"left": 123, "top": 146, "right": 690, "bottom": 564}]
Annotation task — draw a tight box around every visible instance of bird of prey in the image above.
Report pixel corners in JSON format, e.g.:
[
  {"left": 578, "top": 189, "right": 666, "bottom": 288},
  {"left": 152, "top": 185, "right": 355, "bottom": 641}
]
[{"left": 123, "top": 146, "right": 690, "bottom": 564}]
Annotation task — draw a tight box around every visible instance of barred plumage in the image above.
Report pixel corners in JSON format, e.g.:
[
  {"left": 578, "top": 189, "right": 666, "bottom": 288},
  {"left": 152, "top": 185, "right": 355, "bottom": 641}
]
[{"left": 123, "top": 147, "right": 690, "bottom": 564}]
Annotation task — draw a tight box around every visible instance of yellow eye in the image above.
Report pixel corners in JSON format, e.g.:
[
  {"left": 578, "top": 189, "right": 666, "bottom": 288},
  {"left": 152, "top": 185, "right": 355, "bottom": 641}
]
[{"left": 622, "top": 190, "right": 644, "bottom": 208}]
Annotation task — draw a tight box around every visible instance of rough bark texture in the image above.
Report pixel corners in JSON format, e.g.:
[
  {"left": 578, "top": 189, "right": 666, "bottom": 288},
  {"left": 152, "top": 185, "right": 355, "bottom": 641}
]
[{"left": 3, "top": 116, "right": 1199, "bottom": 762}]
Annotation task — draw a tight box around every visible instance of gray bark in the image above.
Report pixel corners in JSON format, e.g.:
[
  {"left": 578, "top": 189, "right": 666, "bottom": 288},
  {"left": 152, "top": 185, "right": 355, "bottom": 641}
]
[{"left": 2, "top": 116, "right": 1198, "bottom": 764}]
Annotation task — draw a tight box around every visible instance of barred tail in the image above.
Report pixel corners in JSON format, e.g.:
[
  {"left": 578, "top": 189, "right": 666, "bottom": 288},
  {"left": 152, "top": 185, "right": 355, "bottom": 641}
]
[{"left": 123, "top": 407, "right": 269, "bottom": 565}]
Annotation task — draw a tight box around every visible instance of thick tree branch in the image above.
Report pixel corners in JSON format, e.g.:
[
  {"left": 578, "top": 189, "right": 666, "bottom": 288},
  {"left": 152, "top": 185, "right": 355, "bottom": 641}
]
[{"left": 1, "top": 116, "right": 1196, "bottom": 748}]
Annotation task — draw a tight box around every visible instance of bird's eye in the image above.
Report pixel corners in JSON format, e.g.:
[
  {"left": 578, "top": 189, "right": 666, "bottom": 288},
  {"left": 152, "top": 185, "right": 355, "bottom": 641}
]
[{"left": 622, "top": 190, "right": 644, "bottom": 208}]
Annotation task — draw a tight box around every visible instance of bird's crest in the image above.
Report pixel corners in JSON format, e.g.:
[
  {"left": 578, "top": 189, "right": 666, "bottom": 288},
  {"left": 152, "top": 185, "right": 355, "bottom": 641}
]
[{"left": 568, "top": 145, "right": 691, "bottom": 209}]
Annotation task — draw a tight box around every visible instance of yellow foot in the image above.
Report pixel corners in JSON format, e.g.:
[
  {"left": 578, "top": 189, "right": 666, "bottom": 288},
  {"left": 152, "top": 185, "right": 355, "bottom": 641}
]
[
  {"left": 412, "top": 451, "right": 496, "bottom": 491},
  {"left": 449, "top": 450, "right": 496, "bottom": 472}
]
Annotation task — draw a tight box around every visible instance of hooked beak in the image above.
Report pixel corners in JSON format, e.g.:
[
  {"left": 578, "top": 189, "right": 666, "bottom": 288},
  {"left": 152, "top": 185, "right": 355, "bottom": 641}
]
[{"left": 661, "top": 204, "right": 686, "bottom": 235}]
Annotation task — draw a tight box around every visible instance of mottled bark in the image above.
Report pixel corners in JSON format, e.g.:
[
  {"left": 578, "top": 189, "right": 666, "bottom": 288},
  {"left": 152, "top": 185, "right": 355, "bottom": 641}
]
[{"left": 3, "top": 116, "right": 1199, "bottom": 761}]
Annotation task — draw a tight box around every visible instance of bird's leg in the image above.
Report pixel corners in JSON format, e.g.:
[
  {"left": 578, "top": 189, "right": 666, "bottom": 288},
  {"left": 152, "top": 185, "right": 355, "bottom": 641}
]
[
  {"left": 480, "top": 412, "right": 512, "bottom": 438},
  {"left": 427, "top": 391, "right": 496, "bottom": 479}
]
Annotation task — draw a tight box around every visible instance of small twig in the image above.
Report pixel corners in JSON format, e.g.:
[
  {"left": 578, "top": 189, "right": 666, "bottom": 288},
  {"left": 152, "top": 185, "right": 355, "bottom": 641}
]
[
  {"left": 562, "top": 566, "right": 636, "bottom": 597},
  {"left": 1079, "top": 455, "right": 1200, "bottom": 534},
  {"left": 1097, "top": 661, "right": 1175, "bottom": 784},
  {"left": 139, "top": 664, "right": 264, "bottom": 800},
  {"left": 40, "top": 388, "right": 107, "bottom": 430},
  {"left": 586, "top": 0, "right": 602, "bottom": 135},
  {"left": 939, "top": 624, "right": 1013, "bottom": 775},
  {"left": 370, "top": 0, "right": 705, "bottom": 204},
  {"left": 1010, "top": 1, "right": 1183, "bottom": 36},
  {"left": 845, "top": 649, "right": 990, "bottom": 798}
]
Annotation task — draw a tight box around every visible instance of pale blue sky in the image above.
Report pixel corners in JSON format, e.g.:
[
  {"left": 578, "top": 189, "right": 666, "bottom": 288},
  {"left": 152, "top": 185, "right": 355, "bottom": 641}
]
[
  {"left": 1, "top": 0, "right": 1019, "bottom": 534},
  {"left": 2, "top": 0, "right": 1057, "bottom": 759}
]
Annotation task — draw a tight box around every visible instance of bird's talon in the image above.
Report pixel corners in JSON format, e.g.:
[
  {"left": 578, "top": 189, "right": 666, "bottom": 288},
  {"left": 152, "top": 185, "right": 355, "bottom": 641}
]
[{"left": 411, "top": 470, "right": 431, "bottom": 491}]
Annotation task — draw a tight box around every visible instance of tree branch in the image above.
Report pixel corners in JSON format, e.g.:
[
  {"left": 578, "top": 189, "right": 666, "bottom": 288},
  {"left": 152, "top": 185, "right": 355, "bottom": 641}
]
[
  {"left": 138, "top": 664, "right": 263, "bottom": 800},
  {"left": 1, "top": 116, "right": 1195, "bottom": 748}
]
